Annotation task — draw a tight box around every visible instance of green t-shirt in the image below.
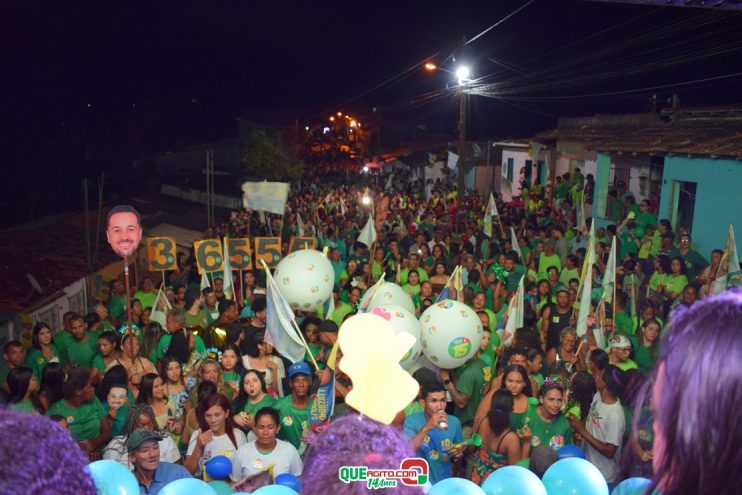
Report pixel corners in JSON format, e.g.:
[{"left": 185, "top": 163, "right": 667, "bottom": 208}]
[
  {"left": 404, "top": 401, "right": 423, "bottom": 418},
  {"left": 185, "top": 309, "right": 209, "bottom": 329},
  {"left": 629, "top": 336, "right": 660, "bottom": 375},
  {"left": 559, "top": 267, "right": 579, "bottom": 286},
  {"left": 505, "top": 266, "right": 527, "bottom": 293},
  {"left": 672, "top": 249, "right": 709, "bottom": 279},
  {"left": 331, "top": 302, "right": 354, "bottom": 327},
  {"left": 275, "top": 395, "right": 312, "bottom": 449},
  {"left": 25, "top": 345, "right": 61, "bottom": 379},
  {"left": 616, "top": 359, "right": 639, "bottom": 372},
  {"left": 134, "top": 290, "right": 157, "bottom": 310},
  {"left": 104, "top": 403, "right": 130, "bottom": 437},
  {"left": 454, "top": 357, "right": 490, "bottom": 426},
  {"left": 53, "top": 330, "right": 74, "bottom": 362},
  {"left": 240, "top": 394, "right": 277, "bottom": 418},
  {"left": 398, "top": 267, "right": 429, "bottom": 286},
  {"left": 153, "top": 333, "right": 206, "bottom": 362},
  {"left": 664, "top": 274, "right": 688, "bottom": 296},
  {"left": 11, "top": 400, "right": 38, "bottom": 414},
  {"left": 648, "top": 272, "right": 667, "bottom": 293},
  {"left": 614, "top": 311, "right": 634, "bottom": 336},
  {"left": 47, "top": 397, "right": 106, "bottom": 441},
  {"left": 64, "top": 333, "right": 100, "bottom": 368},
  {"left": 525, "top": 403, "right": 573, "bottom": 450},
  {"left": 109, "top": 294, "right": 127, "bottom": 319},
  {"left": 636, "top": 211, "right": 656, "bottom": 229},
  {"left": 538, "top": 254, "right": 562, "bottom": 281}
]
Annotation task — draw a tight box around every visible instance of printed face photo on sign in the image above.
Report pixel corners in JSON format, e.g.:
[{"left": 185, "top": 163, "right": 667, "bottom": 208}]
[{"left": 106, "top": 206, "right": 143, "bottom": 258}]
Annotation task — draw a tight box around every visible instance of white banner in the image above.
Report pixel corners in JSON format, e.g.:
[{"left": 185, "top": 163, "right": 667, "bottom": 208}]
[{"left": 241, "top": 181, "right": 290, "bottom": 215}]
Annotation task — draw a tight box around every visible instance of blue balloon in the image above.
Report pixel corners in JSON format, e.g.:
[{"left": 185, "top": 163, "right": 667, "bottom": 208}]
[
  {"left": 252, "top": 485, "right": 299, "bottom": 495},
  {"left": 481, "top": 466, "right": 547, "bottom": 495},
  {"left": 542, "top": 458, "right": 609, "bottom": 495},
  {"left": 159, "top": 478, "right": 218, "bottom": 495},
  {"left": 557, "top": 444, "right": 587, "bottom": 460},
  {"left": 611, "top": 477, "right": 653, "bottom": 495},
  {"left": 206, "top": 455, "right": 233, "bottom": 480},
  {"left": 87, "top": 459, "right": 140, "bottom": 495},
  {"left": 429, "top": 477, "right": 486, "bottom": 495},
  {"left": 274, "top": 473, "right": 301, "bottom": 492}
]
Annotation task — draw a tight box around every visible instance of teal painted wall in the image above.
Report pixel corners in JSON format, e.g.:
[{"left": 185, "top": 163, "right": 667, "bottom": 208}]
[{"left": 658, "top": 156, "right": 742, "bottom": 258}]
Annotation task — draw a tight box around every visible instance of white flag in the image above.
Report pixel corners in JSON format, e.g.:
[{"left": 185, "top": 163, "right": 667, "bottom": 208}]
[
  {"left": 712, "top": 225, "right": 742, "bottom": 294},
  {"left": 357, "top": 214, "right": 377, "bottom": 248},
  {"left": 200, "top": 271, "right": 211, "bottom": 291},
  {"left": 484, "top": 193, "right": 498, "bottom": 238},
  {"left": 501, "top": 276, "right": 524, "bottom": 347},
  {"left": 511, "top": 227, "right": 522, "bottom": 261},
  {"left": 296, "top": 213, "right": 306, "bottom": 237},
  {"left": 263, "top": 262, "right": 307, "bottom": 364},
  {"left": 149, "top": 286, "right": 171, "bottom": 328},
  {"left": 602, "top": 236, "right": 617, "bottom": 304},
  {"left": 385, "top": 173, "right": 393, "bottom": 191},
  {"left": 576, "top": 223, "right": 596, "bottom": 338},
  {"left": 447, "top": 151, "right": 459, "bottom": 170},
  {"left": 222, "top": 237, "right": 233, "bottom": 300},
  {"left": 576, "top": 192, "right": 586, "bottom": 231}
]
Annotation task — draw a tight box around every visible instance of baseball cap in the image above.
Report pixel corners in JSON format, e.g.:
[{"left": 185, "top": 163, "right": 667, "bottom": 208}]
[
  {"left": 554, "top": 284, "right": 569, "bottom": 295},
  {"left": 288, "top": 361, "right": 312, "bottom": 378},
  {"left": 609, "top": 335, "right": 632, "bottom": 350},
  {"left": 127, "top": 429, "right": 163, "bottom": 452}
]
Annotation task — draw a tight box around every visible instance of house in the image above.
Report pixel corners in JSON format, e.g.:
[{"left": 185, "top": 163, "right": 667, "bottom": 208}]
[{"left": 533, "top": 106, "right": 742, "bottom": 258}]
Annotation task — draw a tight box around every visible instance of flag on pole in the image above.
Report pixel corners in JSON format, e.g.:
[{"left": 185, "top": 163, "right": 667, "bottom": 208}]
[
  {"left": 712, "top": 225, "right": 742, "bottom": 294},
  {"left": 296, "top": 213, "right": 306, "bottom": 237},
  {"left": 576, "top": 192, "right": 586, "bottom": 231},
  {"left": 576, "top": 223, "right": 595, "bottom": 338},
  {"left": 200, "top": 271, "right": 211, "bottom": 291},
  {"left": 511, "top": 227, "right": 522, "bottom": 261},
  {"left": 262, "top": 262, "right": 307, "bottom": 364},
  {"left": 384, "top": 173, "right": 393, "bottom": 191},
  {"left": 447, "top": 151, "right": 459, "bottom": 170},
  {"left": 358, "top": 274, "right": 387, "bottom": 312},
  {"left": 310, "top": 341, "right": 338, "bottom": 433},
  {"left": 357, "top": 214, "right": 377, "bottom": 248},
  {"left": 339, "top": 197, "right": 347, "bottom": 216},
  {"left": 435, "top": 266, "right": 461, "bottom": 303},
  {"left": 222, "top": 237, "right": 233, "bottom": 300},
  {"left": 484, "top": 193, "right": 499, "bottom": 238},
  {"left": 601, "top": 236, "right": 617, "bottom": 304},
  {"left": 501, "top": 276, "right": 524, "bottom": 347},
  {"left": 149, "top": 286, "right": 171, "bottom": 328}
]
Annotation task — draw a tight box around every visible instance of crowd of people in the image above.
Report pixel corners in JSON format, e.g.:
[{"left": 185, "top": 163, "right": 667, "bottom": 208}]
[{"left": 0, "top": 164, "right": 739, "bottom": 495}]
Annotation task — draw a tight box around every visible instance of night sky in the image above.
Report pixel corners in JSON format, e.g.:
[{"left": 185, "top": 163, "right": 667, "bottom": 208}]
[{"left": 2, "top": 0, "right": 741, "bottom": 226}]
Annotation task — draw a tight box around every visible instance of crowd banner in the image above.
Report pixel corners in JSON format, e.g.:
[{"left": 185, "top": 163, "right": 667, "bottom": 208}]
[{"left": 241, "top": 181, "right": 289, "bottom": 215}]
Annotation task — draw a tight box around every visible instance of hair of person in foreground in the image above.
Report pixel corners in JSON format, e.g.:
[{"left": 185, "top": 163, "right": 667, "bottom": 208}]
[
  {"left": 302, "top": 413, "right": 420, "bottom": 495},
  {"left": 0, "top": 407, "right": 96, "bottom": 495},
  {"left": 641, "top": 289, "right": 742, "bottom": 495}
]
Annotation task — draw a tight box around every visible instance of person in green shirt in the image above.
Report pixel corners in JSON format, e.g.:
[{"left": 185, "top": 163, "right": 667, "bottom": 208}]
[
  {"left": 108, "top": 279, "right": 127, "bottom": 325},
  {"left": 399, "top": 254, "right": 430, "bottom": 286},
  {"left": 134, "top": 276, "right": 158, "bottom": 310},
  {"left": 629, "top": 319, "right": 661, "bottom": 375},
  {"left": 440, "top": 353, "right": 491, "bottom": 430},
  {"left": 7, "top": 366, "right": 42, "bottom": 414},
  {"left": 613, "top": 292, "right": 634, "bottom": 336},
  {"left": 46, "top": 367, "right": 112, "bottom": 457},
  {"left": 524, "top": 379, "right": 573, "bottom": 450},
  {"left": 275, "top": 361, "right": 313, "bottom": 450},
  {"left": 232, "top": 369, "right": 277, "bottom": 432},
  {"left": 537, "top": 241, "right": 562, "bottom": 281},
  {"left": 607, "top": 335, "right": 638, "bottom": 372},
  {"left": 25, "top": 322, "right": 62, "bottom": 380},
  {"left": 670, "top": 232, "right": 709, "bottom": 282},
  {"left": 636, "top": 200, "right": 656, "bottom": 230},
  {"left": 155, "top": 308, "right": 206, "bottom": 363},
  {"left": 330, "top": 286, "right": 354, "bottom": 326},
  {"left": 559, "top": 255, "right": 579, "bottom": 287},
  {"left": 664, "top": 257, "right": 689, "bottom": 302},
  {"left": 64, "top": 314, "right": 100, "bottom": 370}
]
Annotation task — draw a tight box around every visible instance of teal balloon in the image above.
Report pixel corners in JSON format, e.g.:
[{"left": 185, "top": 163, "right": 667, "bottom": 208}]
[
  {"left": 611, "top": 477, "right": 653, "bottom": 495},
  {"left": 429, "top": 477, "right": 486, "bottom": 495},
  {"left": 557, "top": 444, "right": 586, "bottom": 460},
  {"left": 159, "top": 478, "right": 218, "bottom": 495},
  {"left": 252, "top": 485, "right": 299, "bottom": 495},
  {"left": 209, "top": 480, "right": 235, "bottom": 495},
  {"left": 542, "top": 458, "right": 609, "bottom": 495},
  {"left": 87, "top": 460, "right": 139, "bottom": 495},
  {"left": 481, "top": 466, "right": 547, "bottom": 495}
]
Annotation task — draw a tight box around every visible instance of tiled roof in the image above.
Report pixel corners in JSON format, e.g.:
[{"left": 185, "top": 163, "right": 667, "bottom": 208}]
[{"left": 532, "top": 106, "right": 742, "bottom": 159}]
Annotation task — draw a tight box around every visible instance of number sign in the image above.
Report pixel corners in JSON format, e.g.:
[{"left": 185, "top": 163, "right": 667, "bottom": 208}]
[
  {"left": 146, "top": 237, "right": 177, "bottom": 271},
  {"left": 288, "top": 236, "right": 317, "bottom": 253},
  {"left": 194, "top": 239, "right": 224, "bottom": 274},
  {"left": 227, "top": 238, "right": 253, "bottom": 270},
  {"left": 254, "top": 237, "right": 282, "bottom": 268}
]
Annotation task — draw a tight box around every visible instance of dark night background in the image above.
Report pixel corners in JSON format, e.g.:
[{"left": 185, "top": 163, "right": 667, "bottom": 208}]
[{"left": 2, "top": 0, "right": 741, "bottom": 228}]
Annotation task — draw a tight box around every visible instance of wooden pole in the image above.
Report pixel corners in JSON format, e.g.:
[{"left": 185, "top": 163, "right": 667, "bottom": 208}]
[
  {"left": 161, "top": 270, "right": 166, "bottom": 289},
  {"left": 124, "top": 256, "right": 134, "bottom": 332}
]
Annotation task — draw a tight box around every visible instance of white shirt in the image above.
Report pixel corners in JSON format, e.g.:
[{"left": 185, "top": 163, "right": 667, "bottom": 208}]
[
  {"left": 231, "top": 439, "right": 303, "bottom": 481},
  {"left": 103, "top": 435, "right": 181, "bottom": 468},
  {"left": 187, "top": 428, "right": 247, "bottom": 478},
  {"left": 584, "top": 392, "right": 625, "bottom": 483}
]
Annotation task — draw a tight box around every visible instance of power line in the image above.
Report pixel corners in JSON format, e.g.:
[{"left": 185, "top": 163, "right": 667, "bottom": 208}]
[{"left": 466, "top": 0, "right": 538, "bottom": 45}]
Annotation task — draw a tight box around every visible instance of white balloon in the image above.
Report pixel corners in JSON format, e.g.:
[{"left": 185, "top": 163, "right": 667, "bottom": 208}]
[
  {"left": 274, "top": 249, "right": 334, "bottom": 311},
  {"left": 377, "top": 305, "right": 423, "bottom": 370},
  {"left": 364, "top": 282, "right": 415, "bottom": 314},
  {"left": 419, "top": 299, "right": 483, "bottom": 369}
]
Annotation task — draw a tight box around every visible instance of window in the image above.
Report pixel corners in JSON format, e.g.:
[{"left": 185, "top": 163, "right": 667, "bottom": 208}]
[
  {"left": 507, "top": 158, "right": 514, "bottom": 182},
  {"left": 35, "top": 307, "right": 60, "bottom": 334},
  {"left": 668, "top": 180, "right": 696, "bottom": 234},
  {"left": 524, "top": 160, "right": 533, "bottom": 182}
]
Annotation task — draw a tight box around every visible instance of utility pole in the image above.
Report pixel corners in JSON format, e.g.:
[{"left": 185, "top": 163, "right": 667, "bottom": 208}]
[
  {"left": 83, "top": 178, "right": 92, "bottom": 271},
  {"left": 456, "top": 35, "right": 467, "bottom": 194}
]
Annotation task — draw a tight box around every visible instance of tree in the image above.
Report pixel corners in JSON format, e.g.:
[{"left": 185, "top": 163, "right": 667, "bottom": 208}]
[{"left": 241, "top": 129, "right": 304, "bottom": 181}]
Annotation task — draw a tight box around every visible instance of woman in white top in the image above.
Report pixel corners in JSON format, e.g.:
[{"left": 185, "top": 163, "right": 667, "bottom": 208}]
[
  {"left": 241, "top": 333, "right": 285, "bottom": 398},
  {"left": 185, "top": 393, "right": 246, "bottom": 480}
]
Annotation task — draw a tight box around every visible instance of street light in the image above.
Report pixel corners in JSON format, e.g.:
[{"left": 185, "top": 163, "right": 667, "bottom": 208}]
[
  {"left": 456, "top": 66, "right": 471, "bottom": 85},
  {"left": 424, "top": 62, "right": 437, "bottom": 71},
  {"left": 362, "top": 195, "right": 371, "bottom": 205}
]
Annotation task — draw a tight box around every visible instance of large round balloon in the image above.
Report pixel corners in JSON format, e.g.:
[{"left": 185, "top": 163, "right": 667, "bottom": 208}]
[
  {"left": 611, "top": 477, "right": 652, "bottom": 495},
  {"left": 429, "top": 477, "right": 485, "bottom": 494},
  {"left": 557, "top": 444, "right": 586, "bottom": 460},
  {"left": 419, "top": 300, "right": 483, "bottom": 369},
  {"left": 87, "top": 459, "right": 140, "bottom": 495},
  {"left": 378, "top": 304, "right": 423, "bottom": 369},
  {"left": 275, "top": 472, "right": 301, "bottom": 492},
  {"left": 252, "top": 485, "right": 300, "bottom": 495},
  {"left": 274, "top": 249, "right": 334, "bottom": 311},
  {"left": 481, "top": 465, "right": 547, "bottom": 495},
  {"left": 159, "top": 478, "right": 218, "bottom": 495},
  {"left": 542, "top": 458, "right": 609, "bottom": 495},
  {"left": 362, "top": 282, "right": 415, "bottom": 314},
  {"left": 205, "top": 455, "right": 232, "bottom": 480}
]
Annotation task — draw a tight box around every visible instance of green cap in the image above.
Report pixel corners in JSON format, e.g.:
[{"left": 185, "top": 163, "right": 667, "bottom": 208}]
[{"left": 127, "top": 428, "right": 163, "bottom": 452}]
